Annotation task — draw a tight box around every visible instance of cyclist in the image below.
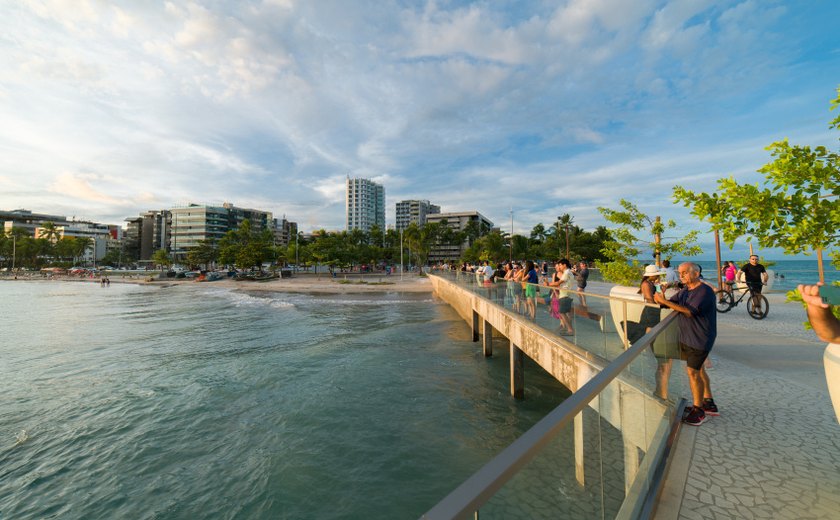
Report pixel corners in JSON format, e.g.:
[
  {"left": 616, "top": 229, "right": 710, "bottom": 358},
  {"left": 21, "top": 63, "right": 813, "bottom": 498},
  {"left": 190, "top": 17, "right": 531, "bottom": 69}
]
[{"left": 737, "top": 255, "right": 768, "bottom": 312}]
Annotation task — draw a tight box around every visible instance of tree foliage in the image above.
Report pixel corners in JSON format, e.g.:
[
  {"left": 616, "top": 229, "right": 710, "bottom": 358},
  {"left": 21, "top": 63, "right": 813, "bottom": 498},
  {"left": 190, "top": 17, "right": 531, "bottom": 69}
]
[
  {"left": 673, "top": 86, "right": 840, "bottom": 271},
  {"left": 151, "top": 249, "right": 171, "bottom": 269},
  {"left": 217, "top": 219, "right": 274, "bottom": 270},
  {"left": 186, "top": 239, "right": 218, "bottom": 269},
  {"left": 597, "top": 199, "right": 701, "bottom": 284},
  {"left": 674, "top": 86, "right": 840, "bottom": 327}
]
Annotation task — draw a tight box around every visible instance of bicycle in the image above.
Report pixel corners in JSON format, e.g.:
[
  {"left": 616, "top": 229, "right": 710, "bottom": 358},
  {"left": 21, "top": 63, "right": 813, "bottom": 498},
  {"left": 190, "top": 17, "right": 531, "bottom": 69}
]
[{"left": 715, "top": 282, "right": 769, "bottom": 319}]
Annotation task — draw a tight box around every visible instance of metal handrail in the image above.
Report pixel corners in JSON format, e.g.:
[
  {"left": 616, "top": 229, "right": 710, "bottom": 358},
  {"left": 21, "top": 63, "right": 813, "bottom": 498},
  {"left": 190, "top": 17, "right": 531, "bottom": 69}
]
[{"left": 420, "top": 280, "right": 679, "bottom": 519}]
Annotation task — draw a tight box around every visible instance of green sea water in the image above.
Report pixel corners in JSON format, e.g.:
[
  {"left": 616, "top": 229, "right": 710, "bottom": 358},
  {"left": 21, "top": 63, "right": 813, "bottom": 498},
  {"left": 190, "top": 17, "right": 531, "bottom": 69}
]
[{"left": 0, "top": 281, "right": 569, "bottom": 519}]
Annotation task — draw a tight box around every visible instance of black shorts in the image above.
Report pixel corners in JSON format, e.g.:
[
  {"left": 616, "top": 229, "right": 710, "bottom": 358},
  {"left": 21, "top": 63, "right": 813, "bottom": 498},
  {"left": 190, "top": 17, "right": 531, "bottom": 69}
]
[
  {"left": 746, "top": 281, "right": 763, "bottom": 294},
  {"left": 680, "top": 343, "right": 709, "bottom": 370},
  {"left": 558, "top": 296, "right": 573, "bottom": 313}
]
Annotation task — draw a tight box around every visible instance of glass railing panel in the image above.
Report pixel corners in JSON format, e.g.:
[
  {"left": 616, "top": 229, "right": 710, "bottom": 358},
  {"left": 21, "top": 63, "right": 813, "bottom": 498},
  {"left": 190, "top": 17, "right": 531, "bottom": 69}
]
[
  {"left": 469, "top": 345, "right": 682, "bottom": 520},
  {"left": 423, "top": 272, "right": 686, "bottom": 519},
  {"left": 477, "top": 408, "right": 605, "bottom": 519}
]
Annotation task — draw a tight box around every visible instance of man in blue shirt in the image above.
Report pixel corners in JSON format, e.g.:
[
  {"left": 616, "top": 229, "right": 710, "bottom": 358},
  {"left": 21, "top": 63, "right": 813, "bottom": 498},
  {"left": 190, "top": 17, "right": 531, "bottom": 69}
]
[{"left": 655, "top": 262, "right": 719, "bottom": 426}]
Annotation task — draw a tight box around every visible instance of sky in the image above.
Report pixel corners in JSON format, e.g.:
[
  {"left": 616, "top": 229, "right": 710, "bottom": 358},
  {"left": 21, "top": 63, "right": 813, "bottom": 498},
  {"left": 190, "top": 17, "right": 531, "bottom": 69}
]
[{"left": 1, "top": 0, "right": 839, "bottom": 260}]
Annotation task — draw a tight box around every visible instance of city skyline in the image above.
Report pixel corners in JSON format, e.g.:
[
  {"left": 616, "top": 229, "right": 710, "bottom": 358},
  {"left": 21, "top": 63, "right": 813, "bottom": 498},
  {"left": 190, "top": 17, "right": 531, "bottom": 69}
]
[{"left": 1, "top": 1, "right": 839, "bottom": 260}]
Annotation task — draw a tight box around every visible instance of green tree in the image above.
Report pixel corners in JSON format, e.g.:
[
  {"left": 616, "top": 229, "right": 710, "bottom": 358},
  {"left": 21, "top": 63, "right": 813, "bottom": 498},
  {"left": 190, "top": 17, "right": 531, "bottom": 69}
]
[
  {"left": 404, "top": 222, "right": 442, "bottom": 268},
  {"left": 674, "top": 85, "right": 840, "bottom": 324},
  {"left": 186, "top": 239, "right": 218, "bottom": 270},
  {"left": 38, "top": 221, "right": 61, "bottom": 263},
  {"left": 530, "top": 223, "right": 547, "bottom": 243},
  {"left": 100, "top": 248, "right": 124, "bottom": 268},
  {"left": 597, "top": 199, "right": 701, "bottom": 285},
  {"left": 151, "top": 249, "right": 172, "bottom": 270},
  {"left": 674, "top": 90, "right": 839, "bottom": 270},
  {"left": 218, "top": 219, "right": 275, "bottom": 270},
  {"left": 463, "top": 230, "right": 507, "bottom": 263}
]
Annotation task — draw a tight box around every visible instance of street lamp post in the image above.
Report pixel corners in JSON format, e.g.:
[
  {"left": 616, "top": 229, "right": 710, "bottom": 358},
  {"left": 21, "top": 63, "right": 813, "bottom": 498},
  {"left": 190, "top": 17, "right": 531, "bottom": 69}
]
[
  {"left": 400, "top": 228, "right": 403, "bottom": 281},
  {"left": 509, "top": 208, "right": 513, "bottom": 262},
  {"left": 565, "top": 224, "right": 570, "bottom": 260}
]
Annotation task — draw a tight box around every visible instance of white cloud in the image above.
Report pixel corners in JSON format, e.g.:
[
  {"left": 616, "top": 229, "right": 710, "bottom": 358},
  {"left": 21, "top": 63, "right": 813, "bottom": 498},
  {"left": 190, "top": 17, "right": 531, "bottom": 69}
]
[{"left": 0, "top": 0, "right": 836, "bottom": 236}]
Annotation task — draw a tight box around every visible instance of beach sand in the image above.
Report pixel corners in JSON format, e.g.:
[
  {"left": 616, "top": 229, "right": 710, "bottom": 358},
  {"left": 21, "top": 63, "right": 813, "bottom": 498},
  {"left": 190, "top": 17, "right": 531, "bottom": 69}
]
[{"left": 1, "top": 272, "right": 433, "bottom": 294}]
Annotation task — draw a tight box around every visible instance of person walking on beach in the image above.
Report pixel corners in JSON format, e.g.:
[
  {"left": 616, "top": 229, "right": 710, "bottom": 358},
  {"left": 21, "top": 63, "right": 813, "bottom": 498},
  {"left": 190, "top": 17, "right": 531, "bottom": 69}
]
[
  {"left": 654, "top": 262, "right": 719, "bottom": 426},
  {"left": 737, "top": 255, "right": 768, "bottom": 311}
]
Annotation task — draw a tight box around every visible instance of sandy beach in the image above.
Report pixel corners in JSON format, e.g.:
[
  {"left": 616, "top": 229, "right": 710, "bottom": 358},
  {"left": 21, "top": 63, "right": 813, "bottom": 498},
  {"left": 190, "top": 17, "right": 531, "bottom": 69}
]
[{"left": 1, "top": 272, "right": 434, "bottom": 294}]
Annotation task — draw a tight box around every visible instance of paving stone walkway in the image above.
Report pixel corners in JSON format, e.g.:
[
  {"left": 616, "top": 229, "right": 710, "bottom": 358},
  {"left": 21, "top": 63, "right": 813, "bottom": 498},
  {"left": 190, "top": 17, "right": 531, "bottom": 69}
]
[{"left": 656, "top": 313, "right": 840, "bottom": 520}]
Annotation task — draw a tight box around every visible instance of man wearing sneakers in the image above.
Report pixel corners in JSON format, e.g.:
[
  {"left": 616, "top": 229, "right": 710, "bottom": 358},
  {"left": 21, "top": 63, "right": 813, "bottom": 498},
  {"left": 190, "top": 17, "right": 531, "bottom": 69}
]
[{"left": 655, "top": 262, "right": 719, "bottom": 425}]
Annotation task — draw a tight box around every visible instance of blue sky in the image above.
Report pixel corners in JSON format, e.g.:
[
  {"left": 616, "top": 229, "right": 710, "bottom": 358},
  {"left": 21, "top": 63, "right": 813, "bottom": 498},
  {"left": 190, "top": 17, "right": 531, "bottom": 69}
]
[{"left": 1, "top": 0, "right": 838, "bottom": 260}]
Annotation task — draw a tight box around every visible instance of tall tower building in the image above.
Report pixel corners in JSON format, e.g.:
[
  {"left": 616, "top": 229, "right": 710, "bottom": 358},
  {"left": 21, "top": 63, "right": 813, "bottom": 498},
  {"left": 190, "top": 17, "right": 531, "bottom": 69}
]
[
  {"left": 346, "top": 177, "right": 385, "bottom": 232},
  {"left": 395, "top": 200, "right": 440, "bottom": 231}
]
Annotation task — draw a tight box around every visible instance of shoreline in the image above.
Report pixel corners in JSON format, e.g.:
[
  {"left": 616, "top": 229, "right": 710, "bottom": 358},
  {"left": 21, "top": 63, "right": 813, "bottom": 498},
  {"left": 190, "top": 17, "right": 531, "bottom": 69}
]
[
  {"left": 0, "top": 273, "right": 434, "bottom": 294},
  {"left": 2, "top": 274, "right": 819, "bottom": 342}
]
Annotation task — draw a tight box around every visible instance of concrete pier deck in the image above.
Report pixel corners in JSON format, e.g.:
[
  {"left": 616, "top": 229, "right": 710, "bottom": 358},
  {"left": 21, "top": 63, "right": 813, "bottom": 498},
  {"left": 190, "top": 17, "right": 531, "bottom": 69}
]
[{"left": 655, "top": 295, "right": 840, "bottom": 520}]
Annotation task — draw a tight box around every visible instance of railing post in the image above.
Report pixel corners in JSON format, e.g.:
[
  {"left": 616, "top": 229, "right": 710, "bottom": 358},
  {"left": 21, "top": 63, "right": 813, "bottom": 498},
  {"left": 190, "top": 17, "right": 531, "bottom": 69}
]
[
  {"left": 622, "top": 301, "right": 629, "bottom": 349},
  {"left": 510, "top": 340, "right": 524, "bottom": 399},
  {"left": 472, "top": 310, "right": 480, "bottom": 342},
  {"left": 574, "top": 412, "right": 585, "bottom": 487},
  {"left": 483, "top": 319, "right": 493, "bottom": 357},
  {"left": 624, "top": 437, "right": 640, "bottom": 495}
]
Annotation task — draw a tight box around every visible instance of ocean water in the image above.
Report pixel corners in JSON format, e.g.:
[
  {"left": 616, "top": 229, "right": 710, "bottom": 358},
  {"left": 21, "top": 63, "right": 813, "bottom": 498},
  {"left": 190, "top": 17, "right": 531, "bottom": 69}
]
[
  {"left": 693, "top": 259, "right": 839, "bottom": 290},
  {"left": 0, "top": 281, "right": 569, "bottom": 519}
]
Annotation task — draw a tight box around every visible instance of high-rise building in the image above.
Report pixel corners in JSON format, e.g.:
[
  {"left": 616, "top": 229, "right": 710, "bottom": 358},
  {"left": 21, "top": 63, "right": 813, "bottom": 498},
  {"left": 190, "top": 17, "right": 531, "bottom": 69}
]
[
  {"left": 395, "top": 200, "right": 440, "bottom": 231},
  {"left": 272, "top": 216, "right": 298, "bottom": 247},
  {"left": 124, "top": 210, "right": 170, "bottom": 261},
  {"left": 169, "top": 203, "right": 273, "bottom": 260},
  {"left": 425, "top": 211, "right": 494, "bottom": 263},
  {"left": 346, "top": 177, "right": 385, "bottom": 232}
]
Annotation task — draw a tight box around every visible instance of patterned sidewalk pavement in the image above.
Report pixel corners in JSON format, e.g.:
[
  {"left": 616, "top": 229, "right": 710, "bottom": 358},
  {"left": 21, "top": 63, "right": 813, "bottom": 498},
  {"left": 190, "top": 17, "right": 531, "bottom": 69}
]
[{"left": 656, "top": 311, "right": 840, "bottom": 520}]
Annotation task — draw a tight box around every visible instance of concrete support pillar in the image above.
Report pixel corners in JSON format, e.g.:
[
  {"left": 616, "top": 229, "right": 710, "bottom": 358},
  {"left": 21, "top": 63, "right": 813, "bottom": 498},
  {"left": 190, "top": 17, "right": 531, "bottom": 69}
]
[
  {"left": 575, "top": 413, "right": 585, "bottom": 487},
  {"left": 472, "top": 310, "right": 479, "bottom": 342},
  {"left": 482, "top": 319, "right": 493, "bottom": 357},
  {"left": 510, "top": 340, "right": 524, "bottom": 399},
  {"left": 623, "top": 437, "right": 640, "bottom": 495}
]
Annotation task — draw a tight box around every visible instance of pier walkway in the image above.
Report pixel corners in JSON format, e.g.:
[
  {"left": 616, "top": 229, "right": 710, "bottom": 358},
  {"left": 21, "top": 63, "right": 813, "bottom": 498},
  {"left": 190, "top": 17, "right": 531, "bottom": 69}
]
[
  {"left": 427, "top": 275, "right": 840, "bottom": 519},
  {"left": 655, "top": 322, "right": 840, "bottom": 519}
]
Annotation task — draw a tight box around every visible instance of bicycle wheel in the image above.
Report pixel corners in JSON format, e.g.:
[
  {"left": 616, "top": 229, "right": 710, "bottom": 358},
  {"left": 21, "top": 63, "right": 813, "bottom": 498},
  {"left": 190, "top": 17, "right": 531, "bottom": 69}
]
[
  {"left": 715, "top": 289, "right": 733, "bottom": 313},
  {"left": 747, "top": 294, "right": 769, "bottom": 319}
]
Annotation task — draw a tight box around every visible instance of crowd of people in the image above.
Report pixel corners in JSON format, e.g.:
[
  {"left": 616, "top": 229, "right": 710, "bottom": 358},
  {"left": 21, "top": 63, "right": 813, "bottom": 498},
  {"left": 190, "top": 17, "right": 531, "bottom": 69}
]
[{"left": 436, "top": 255, "right": 839, "bottom": 427}]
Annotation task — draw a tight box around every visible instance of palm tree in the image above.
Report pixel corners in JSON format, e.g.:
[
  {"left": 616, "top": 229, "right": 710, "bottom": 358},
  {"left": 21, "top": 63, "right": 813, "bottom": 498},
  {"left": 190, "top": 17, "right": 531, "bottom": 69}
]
[
  {"left": 38, "top": 221, "right": 61, "bottom": 264},
  {"left": 556, "top": 214, "right": 575, "bottom": 259},
  {"left": 530, "top": 223, "right": 547, "bottom": 243}
]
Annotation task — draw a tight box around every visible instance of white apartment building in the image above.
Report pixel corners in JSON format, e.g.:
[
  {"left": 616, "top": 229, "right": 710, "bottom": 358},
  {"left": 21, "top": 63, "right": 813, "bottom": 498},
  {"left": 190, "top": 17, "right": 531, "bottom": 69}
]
[
  {"left": 346, "top": 177, "right": 385, "bottom": 233},
  {"left": 395, "top": 200, "right": 440, "bottom": 231}
]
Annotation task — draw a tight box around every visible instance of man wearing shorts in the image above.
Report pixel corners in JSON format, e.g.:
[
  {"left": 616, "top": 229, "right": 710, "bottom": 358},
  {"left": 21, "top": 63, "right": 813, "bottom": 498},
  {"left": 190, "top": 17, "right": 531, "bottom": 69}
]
[{"left": 655, "top": 262, "right": 719, "bottom": 426}]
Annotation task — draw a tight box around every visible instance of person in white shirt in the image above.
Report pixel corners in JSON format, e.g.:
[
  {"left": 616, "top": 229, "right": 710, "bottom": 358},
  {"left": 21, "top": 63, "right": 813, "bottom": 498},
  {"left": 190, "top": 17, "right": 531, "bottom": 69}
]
[
  {"left": 480, "top": 261, "right": 495, "bottom": 284},
  {"left": 662, "top": 260, "right": 680, "bottom": 298}
]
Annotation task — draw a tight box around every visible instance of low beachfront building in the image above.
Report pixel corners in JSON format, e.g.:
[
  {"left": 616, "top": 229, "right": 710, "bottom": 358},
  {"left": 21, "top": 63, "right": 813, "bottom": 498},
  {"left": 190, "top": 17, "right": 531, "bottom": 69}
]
[{"left": 426, "top": 211, "right": 494, "bottom": 264}]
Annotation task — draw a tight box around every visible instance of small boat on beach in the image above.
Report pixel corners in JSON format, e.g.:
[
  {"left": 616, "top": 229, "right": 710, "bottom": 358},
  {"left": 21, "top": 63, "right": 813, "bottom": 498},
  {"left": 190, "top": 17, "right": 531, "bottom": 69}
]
[{"left": 235, "top": 272, "right": 279, "bottom": 282}]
